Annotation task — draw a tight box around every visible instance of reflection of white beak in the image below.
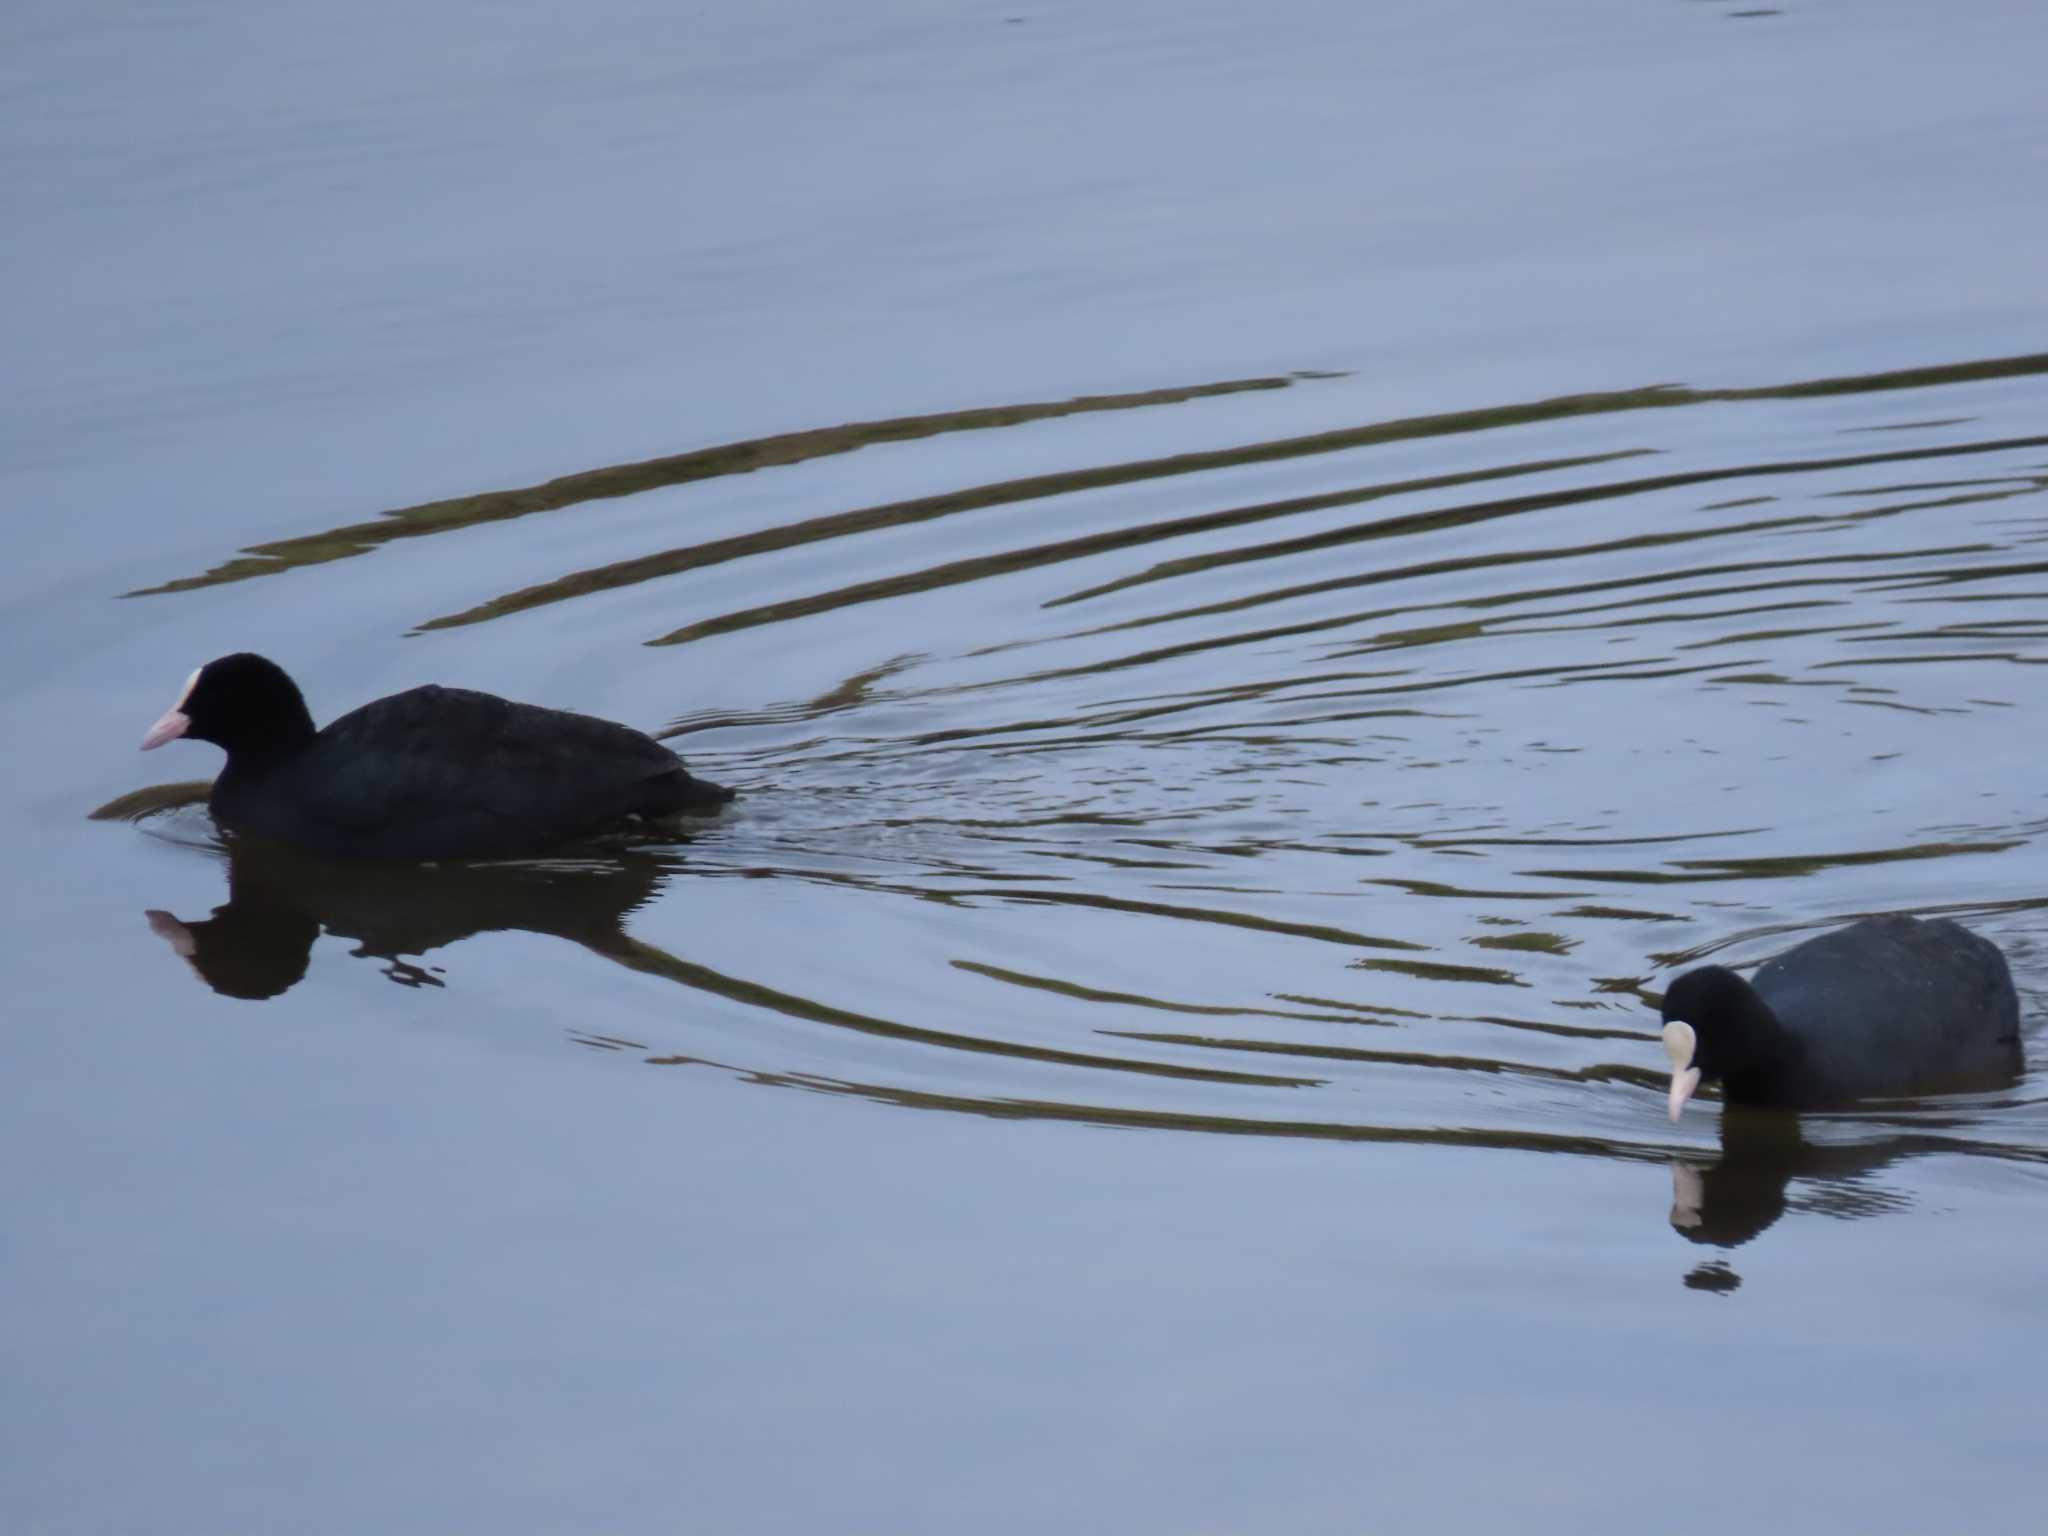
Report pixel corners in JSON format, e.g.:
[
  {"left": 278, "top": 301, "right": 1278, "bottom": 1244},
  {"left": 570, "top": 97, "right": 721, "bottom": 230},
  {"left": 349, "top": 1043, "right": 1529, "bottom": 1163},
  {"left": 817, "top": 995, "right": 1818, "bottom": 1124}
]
[
  {"left": 1663, "top": 1020, "right": 1702, "bottom": 1121},
  {"left": 144, "top": 910, "right": 207, "bottom": 986},
  {"left": 146, "top": 909, "right": 197, "bottom": 958},
  {"left": 1670, "top": 1162, "right": 1705, "bottom": 1229},
  {"left": 140, "top": 709, "right": 189, "bottom": 751}
]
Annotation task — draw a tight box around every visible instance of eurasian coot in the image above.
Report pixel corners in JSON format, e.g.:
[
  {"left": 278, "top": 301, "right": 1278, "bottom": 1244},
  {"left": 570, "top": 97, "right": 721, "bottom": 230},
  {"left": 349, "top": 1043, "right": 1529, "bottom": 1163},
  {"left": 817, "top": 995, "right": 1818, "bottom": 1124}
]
[
  {"left": 139, "top": 652, "right": 733, "bottom": 860},
  {"left": 1659, "top": 914, "right": 2021, "bottom": 1119}
]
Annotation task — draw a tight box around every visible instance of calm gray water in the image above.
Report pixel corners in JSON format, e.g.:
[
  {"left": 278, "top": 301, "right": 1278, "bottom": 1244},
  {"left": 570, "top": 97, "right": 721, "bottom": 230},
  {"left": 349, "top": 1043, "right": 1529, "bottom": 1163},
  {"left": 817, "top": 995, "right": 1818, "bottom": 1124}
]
[{"left": 6, "top": 2, "right": 2048, "bottom": 1531}]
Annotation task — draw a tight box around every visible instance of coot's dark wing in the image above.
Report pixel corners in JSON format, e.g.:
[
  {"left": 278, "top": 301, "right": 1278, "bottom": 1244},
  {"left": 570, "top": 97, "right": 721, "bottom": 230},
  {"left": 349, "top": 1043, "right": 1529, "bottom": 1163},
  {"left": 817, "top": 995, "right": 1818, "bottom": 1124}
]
[
  {"left": 292, "top": 686, "right": 726, "bottom": 859},
  {"left": 1754, "top": 915, "right": 2021, "bottom": 1102}
]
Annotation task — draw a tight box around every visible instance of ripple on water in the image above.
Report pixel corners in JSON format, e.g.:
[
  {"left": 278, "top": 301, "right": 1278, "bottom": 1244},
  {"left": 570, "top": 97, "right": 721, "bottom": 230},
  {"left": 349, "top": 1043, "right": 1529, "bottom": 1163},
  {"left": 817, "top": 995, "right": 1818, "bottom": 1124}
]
[{"left": 117, "top": 350, "right": 2048, "bottom": 1239}]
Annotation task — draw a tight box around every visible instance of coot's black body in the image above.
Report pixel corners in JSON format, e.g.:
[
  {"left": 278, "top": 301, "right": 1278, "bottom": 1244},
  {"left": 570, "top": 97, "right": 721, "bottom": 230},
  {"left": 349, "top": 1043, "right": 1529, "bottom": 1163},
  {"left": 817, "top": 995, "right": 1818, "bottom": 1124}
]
[
  {"left": 1659, "top": 914, "right": 2022, "bottom": 1115},
  {"left": 142, "top": 653, "right": 733, "bottom": 861}
]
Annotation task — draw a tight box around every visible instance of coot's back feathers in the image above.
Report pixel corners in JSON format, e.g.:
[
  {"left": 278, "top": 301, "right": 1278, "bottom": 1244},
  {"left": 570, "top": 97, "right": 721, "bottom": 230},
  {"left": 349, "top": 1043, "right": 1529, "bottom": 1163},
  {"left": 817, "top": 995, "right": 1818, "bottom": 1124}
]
[
  {"left": 1750, "top": 915, "right": 2018, "bottom": 1102},
  {"left": 1660, "top": 914, "right": 2022, "bottom": 1117},
  {"left": 142, "top": 655, "right": 733, "bottom": 861}
]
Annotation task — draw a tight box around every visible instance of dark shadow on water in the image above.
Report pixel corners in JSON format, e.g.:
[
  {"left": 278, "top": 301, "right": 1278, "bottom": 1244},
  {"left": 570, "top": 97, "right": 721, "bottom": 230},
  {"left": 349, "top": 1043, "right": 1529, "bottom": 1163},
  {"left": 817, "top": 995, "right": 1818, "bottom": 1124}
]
[
  {"left": 144, "top": 840, "right": 679, "bottom": 998},
  {"left": 1667, "top": 1109, "right": 1913, "bottom": 1248},
  {"left": 1663, "top": 1101, "right": 2045, "bottom": 1289},
  {"left": 119, "top": 351, "right": 2048, "bottom": 650},
  {"left": 112, "top": 806, "right": 2048, "bottom": 1259},
  {"left": 135, "top": 831, "right": 1326, "bottom": 1088},
  {"left": 131, "top": 817, "right": 2048, "bottom": 1207},
  {"left": 122, "top": 373, "right": 1303, "bottom": 600},
  {"left": 89, "top": 780, "right": 215, "bottom": 825}
]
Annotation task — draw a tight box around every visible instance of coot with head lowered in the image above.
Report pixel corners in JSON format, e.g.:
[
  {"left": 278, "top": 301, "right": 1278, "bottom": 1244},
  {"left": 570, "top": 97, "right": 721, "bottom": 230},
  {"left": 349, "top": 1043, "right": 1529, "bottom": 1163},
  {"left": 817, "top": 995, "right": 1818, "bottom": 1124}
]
[
  {"left": 1659, "top": 914, "right": 2021, "bottom": 1119},
  {"left": 139, "top": 652, "right": 733, "bottom": 860}
]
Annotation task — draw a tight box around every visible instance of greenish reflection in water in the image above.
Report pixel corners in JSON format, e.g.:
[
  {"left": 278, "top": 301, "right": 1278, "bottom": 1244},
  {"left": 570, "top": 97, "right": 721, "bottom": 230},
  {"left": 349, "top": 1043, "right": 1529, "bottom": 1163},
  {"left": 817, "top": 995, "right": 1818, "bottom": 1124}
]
[{"left": 115, "top": 348, "right": 2048, "bottom": 1251}]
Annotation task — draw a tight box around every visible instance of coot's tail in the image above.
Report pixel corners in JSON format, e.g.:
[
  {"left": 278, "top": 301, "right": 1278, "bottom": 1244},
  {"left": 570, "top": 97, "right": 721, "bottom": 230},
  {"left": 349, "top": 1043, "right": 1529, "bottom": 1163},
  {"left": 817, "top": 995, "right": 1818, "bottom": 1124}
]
[{"left": 645, "top": 766, "right": 737, "bottom": 815}]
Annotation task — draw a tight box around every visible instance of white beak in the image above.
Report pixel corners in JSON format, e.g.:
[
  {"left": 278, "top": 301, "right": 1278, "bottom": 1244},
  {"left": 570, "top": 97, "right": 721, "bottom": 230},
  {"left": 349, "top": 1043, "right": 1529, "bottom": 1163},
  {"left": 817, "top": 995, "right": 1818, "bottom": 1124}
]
[
  {"left": 140, "top": 709, "right": 189, "bottom": 751},
  {"left": 142, "top": 666, "right": 202, "bottom": 751},
  {"left": 1662, "top": 1020, "right": 1702, "bottom": 1121}
]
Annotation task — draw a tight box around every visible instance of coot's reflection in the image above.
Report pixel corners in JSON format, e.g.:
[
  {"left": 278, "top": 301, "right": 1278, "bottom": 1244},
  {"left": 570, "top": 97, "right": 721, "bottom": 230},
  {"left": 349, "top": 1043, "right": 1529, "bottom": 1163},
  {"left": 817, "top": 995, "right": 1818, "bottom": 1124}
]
[
  {"left": 1667, "top": 1106, "right": 1993, "bottom": 1250},
  {"left": 146, "top": 839, "right": 676, "bottom": 998}
]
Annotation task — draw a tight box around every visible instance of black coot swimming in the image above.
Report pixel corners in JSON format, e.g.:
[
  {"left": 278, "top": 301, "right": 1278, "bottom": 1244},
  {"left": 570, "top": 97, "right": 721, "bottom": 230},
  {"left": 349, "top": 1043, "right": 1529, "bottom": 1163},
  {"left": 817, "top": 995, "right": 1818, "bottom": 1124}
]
[
  {"left": 1658, "top": 914, "right": 2021, "bottom": 1119},
  {"left": 139, "top": 652, "right": 733, "bottom": 860}
]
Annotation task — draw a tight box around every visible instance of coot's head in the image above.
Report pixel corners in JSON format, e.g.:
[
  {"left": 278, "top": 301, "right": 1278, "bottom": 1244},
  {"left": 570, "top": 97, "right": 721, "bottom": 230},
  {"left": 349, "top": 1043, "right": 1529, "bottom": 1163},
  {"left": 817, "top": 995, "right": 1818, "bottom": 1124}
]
[
  {"left": 141, "top": 653, "right": 316, "bottom": 760},
  {"left": 1658, "top": 964, "right": 1782, "bottom": 1121}
]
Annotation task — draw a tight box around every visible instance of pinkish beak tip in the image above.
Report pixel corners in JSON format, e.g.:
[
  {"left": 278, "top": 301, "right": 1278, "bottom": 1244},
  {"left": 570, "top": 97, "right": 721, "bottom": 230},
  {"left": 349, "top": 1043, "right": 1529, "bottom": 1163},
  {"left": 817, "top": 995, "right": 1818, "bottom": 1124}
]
[
  {"left": 140, "top": 710, "right": 189, "bottom": 751},
  {"left": 1668, "top": 1065, "right": 1703, "bottom": 1121}
]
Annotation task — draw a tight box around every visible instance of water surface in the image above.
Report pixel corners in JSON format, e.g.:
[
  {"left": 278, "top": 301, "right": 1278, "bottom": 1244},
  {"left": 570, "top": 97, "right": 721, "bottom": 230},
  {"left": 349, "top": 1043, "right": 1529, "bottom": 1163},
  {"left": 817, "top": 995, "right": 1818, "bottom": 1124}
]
[{"left": 6, "top": 3, "right": 2048, "bottom": 1532}]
